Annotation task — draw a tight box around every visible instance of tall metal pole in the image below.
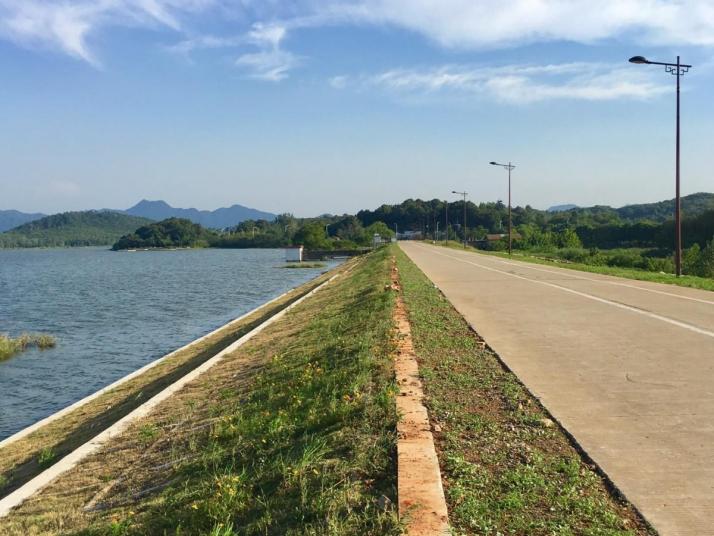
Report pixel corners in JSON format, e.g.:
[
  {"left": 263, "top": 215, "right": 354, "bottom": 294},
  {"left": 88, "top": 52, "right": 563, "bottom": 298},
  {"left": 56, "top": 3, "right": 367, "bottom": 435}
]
[
  {"left": 445, "top": 201, "right": 448, "bottom": 245},
  {"left": 675, "top": 55, "right": 682, "bottom": 276},
  {"left": 462, "top": 194, "right": 467, "bottom": 249},
  {"left": 508, "top": 162, "right": 512, "bottom": 256},
  {"left": 628, "top": 54, "right": 691, "bottom": 276}
]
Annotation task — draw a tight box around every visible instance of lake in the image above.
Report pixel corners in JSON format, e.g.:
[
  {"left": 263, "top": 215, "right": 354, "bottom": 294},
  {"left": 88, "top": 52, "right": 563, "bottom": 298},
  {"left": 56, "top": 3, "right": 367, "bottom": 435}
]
[{"left": 0, "top": 247, "right": 338, "bottom": 440}]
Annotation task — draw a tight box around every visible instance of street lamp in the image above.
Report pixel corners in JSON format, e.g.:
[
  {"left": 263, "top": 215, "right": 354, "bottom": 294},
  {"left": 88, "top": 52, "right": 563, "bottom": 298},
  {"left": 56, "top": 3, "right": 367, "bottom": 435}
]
[
  {"left": 444, "top": 200, "right": 449, "bottom": 246},
  {"left": 629, "top": 54, "right": 692, "bottom": 277},
  {"left": 452, "top": 190, "right": 467, "bottom": 249},
  {"left": 490, "top": 161, "right": 516, "bottom": 256}
]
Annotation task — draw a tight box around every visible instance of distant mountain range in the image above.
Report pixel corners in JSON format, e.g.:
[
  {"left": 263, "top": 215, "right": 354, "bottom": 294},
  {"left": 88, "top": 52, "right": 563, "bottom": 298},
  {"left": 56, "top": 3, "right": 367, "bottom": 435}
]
[
  {"left": 124, "top": 200, "right": 275, "bottom": 229},
  {"left": 547, "top": 204, "right": 578, "bottom": 213},
  {"left": 0, "top": 200, "right": 276, "bottom": 235},
  {"left": 549, "top": 192, "right": 714, "bottom": 223},
  {"left": 0, "top": 210, "right": 47, "bottom": 233}
]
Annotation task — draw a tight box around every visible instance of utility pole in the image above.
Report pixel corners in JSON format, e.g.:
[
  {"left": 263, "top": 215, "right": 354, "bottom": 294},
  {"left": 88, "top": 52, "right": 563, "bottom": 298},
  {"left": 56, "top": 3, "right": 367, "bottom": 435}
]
[
  {"left": 490, "top": 161, "right": 516, "bottom": 255},
  {"left": 452, "top": 190, "right": 467, "bottom": 249}
]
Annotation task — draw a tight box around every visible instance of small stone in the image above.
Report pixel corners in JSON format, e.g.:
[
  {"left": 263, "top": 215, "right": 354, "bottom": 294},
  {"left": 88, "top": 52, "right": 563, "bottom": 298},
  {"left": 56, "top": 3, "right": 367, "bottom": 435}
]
[
  {"left": 540, "top": 418, "right": 555, "bottom": 428},
  {"left": 433, "top": 424, "right": 442, "bottom": 433}
]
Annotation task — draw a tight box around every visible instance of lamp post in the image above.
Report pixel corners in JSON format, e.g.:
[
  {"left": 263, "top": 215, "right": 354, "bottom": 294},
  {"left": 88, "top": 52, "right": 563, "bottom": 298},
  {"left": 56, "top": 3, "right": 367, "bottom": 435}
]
[
  {"left": 490, "top": 161, "right": 516, "bottom": 256},
  {"left": 629, "top": 54, "right": 692, "bottom": 277},
  {"left": 444, "top": 200, "right": 448, "bottom": 246},
  {"left": 436, "top": 221, "right": 439, "bottom": 241},
  {"left": 452, "top": 190, "right": 467, "bottom": 249},
  {"left": 394, "top": 223, "right": 398, "bottom": 240}
]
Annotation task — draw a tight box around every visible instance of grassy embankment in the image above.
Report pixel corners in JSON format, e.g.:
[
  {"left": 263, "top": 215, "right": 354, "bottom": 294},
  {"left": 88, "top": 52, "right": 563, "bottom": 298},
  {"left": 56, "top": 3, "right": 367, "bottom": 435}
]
[
  {"left": 435, "top": 240, "right": 714, "bottom": 292},
  {"left": 0, "top": 334, "right": 56, "bottom": 362},
  {"left": 0, "top": 248, "right": 401, "bottom": 535},
  {"left": 395, "top": 247, "right": 655, "bottom": 535},
  {"left": 0, "top": 269, "right": 338, "bottom": 501}
]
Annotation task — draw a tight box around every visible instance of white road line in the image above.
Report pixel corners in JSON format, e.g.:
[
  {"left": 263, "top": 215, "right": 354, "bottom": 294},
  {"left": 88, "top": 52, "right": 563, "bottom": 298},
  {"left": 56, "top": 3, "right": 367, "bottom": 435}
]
[
  {"left": 416, "top": 244, "right": 714, "bottom": 339},
  {"left": 442, "top": 247, "right": 714, "bottom": 306}
]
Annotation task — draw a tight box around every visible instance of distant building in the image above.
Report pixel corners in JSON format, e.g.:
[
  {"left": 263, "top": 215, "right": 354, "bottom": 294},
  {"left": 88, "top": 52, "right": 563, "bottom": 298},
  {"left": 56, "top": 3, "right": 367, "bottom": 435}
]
[
  {"left": 285, "top": 245, "right": 304, "bottom": 262},
  {"left": 486, "top": 232, "right": 521, "bottom": 242},
  {"left": 396, "top": 230, "right": 423, "bottom": 240}
]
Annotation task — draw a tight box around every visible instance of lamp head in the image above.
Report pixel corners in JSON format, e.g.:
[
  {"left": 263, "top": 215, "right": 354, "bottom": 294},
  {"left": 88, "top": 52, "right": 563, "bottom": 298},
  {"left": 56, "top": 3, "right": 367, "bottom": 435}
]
[
  {"left": 629, "top": 55, "right": 649, "bottom": 64},
  {"left": 489, "top": 161, "right": 498, "bottom": 165}
]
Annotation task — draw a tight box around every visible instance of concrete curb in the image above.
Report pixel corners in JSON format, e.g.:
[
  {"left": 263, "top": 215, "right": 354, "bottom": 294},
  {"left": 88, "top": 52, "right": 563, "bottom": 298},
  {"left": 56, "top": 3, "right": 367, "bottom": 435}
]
[
  {"left": 392, "top": 259, "right": 450, "bottom": 535},
  {"left": 0, "top": 269, "right": 345, "bottom": 518}
]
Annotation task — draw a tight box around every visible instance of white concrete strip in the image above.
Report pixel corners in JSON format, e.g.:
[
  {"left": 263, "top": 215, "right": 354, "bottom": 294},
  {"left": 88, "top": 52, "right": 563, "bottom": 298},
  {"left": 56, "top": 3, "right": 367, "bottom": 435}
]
[
  {"left": 0, "top": 270, "right": 343, "bottom": 518},
  {"left": 422, "top": 245, "right": 714, "bottom": 339},
  {"left": 0, "top": 287, "right": 299, "bottom": 450}
]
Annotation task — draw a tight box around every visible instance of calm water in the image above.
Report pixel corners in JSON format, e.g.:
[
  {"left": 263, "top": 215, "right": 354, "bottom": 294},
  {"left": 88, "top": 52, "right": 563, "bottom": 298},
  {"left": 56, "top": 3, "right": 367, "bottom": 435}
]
[{"left": 0, "top": 248, "right": 338, "bottom": 440}]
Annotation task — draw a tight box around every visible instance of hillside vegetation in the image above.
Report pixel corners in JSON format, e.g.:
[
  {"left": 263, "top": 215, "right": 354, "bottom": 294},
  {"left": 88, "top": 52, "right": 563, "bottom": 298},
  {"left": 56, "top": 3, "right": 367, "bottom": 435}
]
[
  {"left": 0, "top": 211, "right": 153, "bottom": 248},
  {"left": 111, "top": 218, "right": 216, "bottom": 250}
]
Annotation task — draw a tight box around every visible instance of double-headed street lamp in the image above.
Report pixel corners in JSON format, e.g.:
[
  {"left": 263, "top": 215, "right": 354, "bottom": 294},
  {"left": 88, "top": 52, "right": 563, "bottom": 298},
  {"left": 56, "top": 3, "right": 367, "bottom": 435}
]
[
  {"left": 629, "top": 54, "right": 692, "bottom": 277},
  {"left": 490, "top": 161, "right": 516, "bottom": 256},
  {"left": 452, "top": 190, "right": 467, "bottom": 249}
]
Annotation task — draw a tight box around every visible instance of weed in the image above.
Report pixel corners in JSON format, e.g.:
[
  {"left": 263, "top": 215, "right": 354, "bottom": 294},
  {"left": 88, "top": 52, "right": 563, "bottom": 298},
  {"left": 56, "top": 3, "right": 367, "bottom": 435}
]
[{"left": 37, "top": 447, "right": 56, "bottom": 468}]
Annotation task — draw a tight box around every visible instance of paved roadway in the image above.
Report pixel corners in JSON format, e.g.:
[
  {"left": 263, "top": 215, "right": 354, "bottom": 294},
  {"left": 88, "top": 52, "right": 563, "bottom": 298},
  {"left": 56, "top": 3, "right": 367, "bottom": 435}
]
[{"left": 400, "top": 242, "right": 714, "bottom": 536}]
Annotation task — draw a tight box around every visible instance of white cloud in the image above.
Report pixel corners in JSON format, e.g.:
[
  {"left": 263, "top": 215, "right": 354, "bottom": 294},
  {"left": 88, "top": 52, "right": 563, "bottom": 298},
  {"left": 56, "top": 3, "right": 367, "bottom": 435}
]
[
  {"left": 0, "top": 0, "right": 214, "bottom": 65},
  {"left": 1, "top": 1, "right": 713, "bottom": 68},
  {"left": 235, "top": 22, "right": 300, "bottom": 81},
  {"left": 354, "top": 62, "right": 670, "bottom": 103},
  {"left": 329, "top": 75, "right": 348, "bottom": 89},
  {"left": 311, "top": 0, "right": 714, "bottom": 48}
]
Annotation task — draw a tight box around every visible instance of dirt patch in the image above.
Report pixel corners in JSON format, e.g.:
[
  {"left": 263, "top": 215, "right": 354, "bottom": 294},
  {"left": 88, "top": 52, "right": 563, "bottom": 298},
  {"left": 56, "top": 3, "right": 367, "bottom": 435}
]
[{"left": 392, "top": 257, "right": 449, "bottom": 535}]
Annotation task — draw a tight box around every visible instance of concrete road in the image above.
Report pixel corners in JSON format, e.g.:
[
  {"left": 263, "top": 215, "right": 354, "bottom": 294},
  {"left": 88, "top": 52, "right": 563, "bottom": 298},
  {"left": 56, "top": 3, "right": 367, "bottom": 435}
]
[{"left": 400, "top": 242, "right": 714, "bottom": 536}]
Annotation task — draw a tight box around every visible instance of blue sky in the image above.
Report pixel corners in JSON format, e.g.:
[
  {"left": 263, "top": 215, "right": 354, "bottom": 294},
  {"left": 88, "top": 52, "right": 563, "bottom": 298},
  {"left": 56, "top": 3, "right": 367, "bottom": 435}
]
[{"left": 0, "top": 1, "right": 712, "bottom": 217}]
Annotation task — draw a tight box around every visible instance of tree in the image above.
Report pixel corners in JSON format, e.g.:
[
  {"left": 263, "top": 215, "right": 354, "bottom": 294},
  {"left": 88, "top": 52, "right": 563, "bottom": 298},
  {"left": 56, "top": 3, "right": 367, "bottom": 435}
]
[{"left": 293, "top": 222, "right": 331, "bottom": 249}]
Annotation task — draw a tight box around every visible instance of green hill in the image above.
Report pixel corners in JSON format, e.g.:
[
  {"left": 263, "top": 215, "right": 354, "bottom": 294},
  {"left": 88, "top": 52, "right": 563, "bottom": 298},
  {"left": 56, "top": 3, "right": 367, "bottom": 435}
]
[
  {"left": 112, "top": 218, "right": 216, "bottom": 250},
  {"left": 0, "top": 211, "right": 154, "bottom": 248}
]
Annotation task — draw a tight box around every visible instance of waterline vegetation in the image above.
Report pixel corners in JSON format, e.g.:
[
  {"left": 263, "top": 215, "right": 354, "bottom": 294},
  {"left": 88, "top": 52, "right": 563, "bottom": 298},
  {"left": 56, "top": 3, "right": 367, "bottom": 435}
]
[{"left": 0, "top": 333, "right": 56, "bottom": 362}]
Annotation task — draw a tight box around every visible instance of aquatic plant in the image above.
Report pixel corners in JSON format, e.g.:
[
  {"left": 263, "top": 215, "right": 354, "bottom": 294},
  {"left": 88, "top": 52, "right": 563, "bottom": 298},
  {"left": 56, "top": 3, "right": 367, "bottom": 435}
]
[{"left": 0, "top": 333, "right": 57, "bottom": 361}]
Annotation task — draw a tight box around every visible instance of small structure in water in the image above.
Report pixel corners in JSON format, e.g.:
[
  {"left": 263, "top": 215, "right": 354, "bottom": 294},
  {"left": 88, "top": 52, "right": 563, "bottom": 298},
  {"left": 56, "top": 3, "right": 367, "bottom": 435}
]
[{"left": 285, "top": 245, "right": 304, "bottom": 263}]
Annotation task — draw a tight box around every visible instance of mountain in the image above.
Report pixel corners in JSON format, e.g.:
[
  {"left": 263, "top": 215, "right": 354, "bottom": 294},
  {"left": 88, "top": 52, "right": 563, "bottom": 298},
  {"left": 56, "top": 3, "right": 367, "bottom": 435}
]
[
  {"left": 0, "top": 211, "right": 154, "bottom": 248},
  {"left": 614, "top": 192, "right": 714, "bottom": 222},
  {"left": 547, "top": 204, "right": 578, "bottom": 213},
  {"left": 125, "top": 200, "right": 276, "bottom": 229},
  {"left": 0, "top": 210, "right": 46, "bottom": 232}
]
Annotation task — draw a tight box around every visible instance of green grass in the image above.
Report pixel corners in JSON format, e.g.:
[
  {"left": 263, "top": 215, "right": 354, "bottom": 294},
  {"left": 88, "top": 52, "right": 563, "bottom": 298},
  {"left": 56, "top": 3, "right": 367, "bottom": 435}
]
[
  {"left": 432, "top": 241, "right": 714, "bottom": 292},
  {"left": 395, "top": 247, "right": 654, "bottom": 535},
  {"left": 0, "top": 333, "right": 56, "bottom": 361},
  {"left": 82, "top": 248, "right": 401, "bottom": 536}
]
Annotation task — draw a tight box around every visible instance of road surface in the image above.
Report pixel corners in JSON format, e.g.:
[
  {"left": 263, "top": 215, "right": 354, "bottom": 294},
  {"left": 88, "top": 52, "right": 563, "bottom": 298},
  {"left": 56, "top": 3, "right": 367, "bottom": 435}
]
[{"left": 400, "top": 242, "right": 714, "bottom": 536}]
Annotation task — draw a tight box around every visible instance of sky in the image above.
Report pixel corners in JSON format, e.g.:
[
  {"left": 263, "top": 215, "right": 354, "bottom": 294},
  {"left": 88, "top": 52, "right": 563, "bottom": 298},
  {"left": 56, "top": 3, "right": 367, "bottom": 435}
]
[{"left": 0, "top": 1, "right": 713, "bottom": 217}]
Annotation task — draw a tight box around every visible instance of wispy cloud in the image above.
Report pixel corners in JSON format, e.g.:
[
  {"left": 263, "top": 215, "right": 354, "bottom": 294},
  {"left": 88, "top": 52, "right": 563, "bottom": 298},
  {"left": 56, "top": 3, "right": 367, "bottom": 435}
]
[
  {"left": 234, "top": 22, "right": 301, "bottom": 81},
  {"left": 1, "top": 1, "right": 713, "bottom": 69},
  {"left": 0, "top": 0, "right": 212, "bottom": 66},
  {"left": 314, "top": 0, "right": 714, "bottom": 49},
  {"left": 338, "top": 63, "right": 670, "bottom": 103}
]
